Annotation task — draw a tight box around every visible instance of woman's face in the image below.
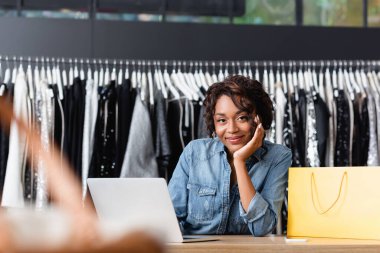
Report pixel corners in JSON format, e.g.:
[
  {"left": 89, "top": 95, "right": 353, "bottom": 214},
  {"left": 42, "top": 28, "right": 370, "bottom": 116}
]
[{"left": 213, "top": 95, "right": 256, "bottom": 155}]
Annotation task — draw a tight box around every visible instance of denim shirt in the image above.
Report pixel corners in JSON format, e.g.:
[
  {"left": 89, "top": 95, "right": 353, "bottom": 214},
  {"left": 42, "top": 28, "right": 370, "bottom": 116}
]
[{"left": 168, "top": 137, "right": 292, "bottom": 236}]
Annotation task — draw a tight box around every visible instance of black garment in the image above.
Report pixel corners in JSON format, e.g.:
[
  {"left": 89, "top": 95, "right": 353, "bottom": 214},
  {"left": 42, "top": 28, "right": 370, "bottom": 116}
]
[
  {"left": 334, "top": 90, "right": 350, "bottom": 166},
  {"left": 352, "top": 93, "right": 362, "bottom": 166},
  {"left": 63, "top": 78, "right": 86, "bottom": 178},
  {"left": 313, "top": 93, "right": 330, "bottom": 167},
  {"left": 89, "top": 81, "right": 118, "bottom": 178},
  {"left": 115, "top": 79, "right": 136, "bottom": 177},
  {"left": 284, "top": 92, "right": 301, "bottom": 167},
  {"left": 51, "top": 85, "right": 64, "bottom": 156},
  {"left": 359, "top": 96, "right": 370, "bottom": 165},
  {"left": 152, "top": 91, "right": 171, "bottom": 179},
  {"left": 0, "top": 83, "right": 13, "bottom": 198},
  {"left": 294, "top": 90, "right": 306, "bottom": 167},
  {"left": 197, "top": 105, "right": 208, "bottom": 139}
]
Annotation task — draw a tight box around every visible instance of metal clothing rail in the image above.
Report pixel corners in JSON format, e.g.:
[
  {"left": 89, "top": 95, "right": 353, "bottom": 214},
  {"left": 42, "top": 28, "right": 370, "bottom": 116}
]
[{"left": 1, "top": 55, "right": 380, "bottom": 71}]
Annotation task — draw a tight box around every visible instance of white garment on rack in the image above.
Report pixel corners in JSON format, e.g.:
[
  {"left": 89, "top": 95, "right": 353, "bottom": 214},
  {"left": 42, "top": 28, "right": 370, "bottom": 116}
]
[
  {"left": 120, "top": 95, "right": 158, "bottom": 177},
  {"left": 363, "top": 77, "right": 379, "bottom": 166},
  {"left": 275, "top": 83, "right": 286, "bottom": 145},
  {"left": 2, "top": 72, "right": 29, "bottom": 208},
  {"left": 81, "top": 80, "right": 97, "bottom": 199},
  {"left": 324, "top": 69, "right": 335, "bottom": 167},
  {"left": 35, "top": 80, "right": 53, "bottom": 209}
]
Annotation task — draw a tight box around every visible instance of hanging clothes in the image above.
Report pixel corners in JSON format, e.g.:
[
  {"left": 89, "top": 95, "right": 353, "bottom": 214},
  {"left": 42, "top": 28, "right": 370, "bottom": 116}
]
[
  {"left": 81, "top": 79, "right": 97, "bottom": 198},
  {"left": 120, "top": 94, "right": 158, "bottom": 177},
  {"left": 0, "top": 83, "right": 13, "bottom": 199},
  {"left": 275, "top": 83, "right": 286, "bottom": 145},
  {"left": 2, "top": 73, "right": 29, "bottom": 208},
  {"left": 63, "top": 77, "right": 86, "bottom": 178},
  {"left": 313, "top": 92, "right": 329, "bottom": 166},
  {"left": 115, "top": 79, "right": 137, "bottom": 176},
  {"left": 365, "top": 85, "right": 379, "bottom": 166},
  {"left": 305, "top": 92, "right": 320, "bottom": 167},
  {"left": 296, "top": 89, "right": 307, "bottom": 167},
  {"left": 334, "top": 90, "right": 350, "bottom": 166},
  {"left": 152, "top": 90, "right": 171, "bottom": 179},
  {"left": 89, "top": 81, "right": 118, "bottom": 178}
]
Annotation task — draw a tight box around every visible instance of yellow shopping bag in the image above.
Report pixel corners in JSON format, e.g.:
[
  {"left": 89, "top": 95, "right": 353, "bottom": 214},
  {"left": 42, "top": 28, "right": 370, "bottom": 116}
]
[{"left": 287, "top": 167, "right": 380, "bottom": 240}]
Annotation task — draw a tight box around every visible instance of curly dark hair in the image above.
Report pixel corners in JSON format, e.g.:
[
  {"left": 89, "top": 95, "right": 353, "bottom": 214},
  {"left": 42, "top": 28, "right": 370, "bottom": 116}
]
[{"left": 203, "top": 75, "right": 273, "bottom": 137}]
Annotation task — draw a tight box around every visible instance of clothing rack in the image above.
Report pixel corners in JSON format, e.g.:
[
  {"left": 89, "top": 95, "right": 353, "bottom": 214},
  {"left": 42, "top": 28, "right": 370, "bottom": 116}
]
[{"left": 1, "top": 55, "right": 380, "bottom": 69}]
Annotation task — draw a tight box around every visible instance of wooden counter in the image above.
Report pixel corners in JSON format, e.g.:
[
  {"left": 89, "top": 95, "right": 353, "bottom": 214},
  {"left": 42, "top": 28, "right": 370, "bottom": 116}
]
[{"left": 167, "top": 235, "right": 380, "bottom": 253}]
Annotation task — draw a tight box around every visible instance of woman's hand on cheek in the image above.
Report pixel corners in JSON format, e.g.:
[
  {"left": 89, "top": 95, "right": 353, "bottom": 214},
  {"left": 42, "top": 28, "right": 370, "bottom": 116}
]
[{"left": 233, "top": 120, "right": 265, "bottom": 163}]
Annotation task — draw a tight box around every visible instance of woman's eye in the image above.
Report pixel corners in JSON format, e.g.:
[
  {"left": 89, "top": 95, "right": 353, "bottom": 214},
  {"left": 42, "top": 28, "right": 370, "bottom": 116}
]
[
  {"left": 237, "top": 116, "right": 249, "bottom": 121},
  {"left": 216, "top": 118, "right": 226, "bottom": 123}
]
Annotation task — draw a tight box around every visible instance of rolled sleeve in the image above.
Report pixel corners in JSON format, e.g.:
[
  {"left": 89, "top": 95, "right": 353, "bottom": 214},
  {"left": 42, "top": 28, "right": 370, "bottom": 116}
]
[{"left": 239, "top": 192, "right": 269, "bottom": 223}]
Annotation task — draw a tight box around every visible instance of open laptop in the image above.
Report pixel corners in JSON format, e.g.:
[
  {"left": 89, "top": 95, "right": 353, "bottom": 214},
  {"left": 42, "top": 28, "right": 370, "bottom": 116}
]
[{"left": 87, "top": 178, "right": 219, "bottom": 243}]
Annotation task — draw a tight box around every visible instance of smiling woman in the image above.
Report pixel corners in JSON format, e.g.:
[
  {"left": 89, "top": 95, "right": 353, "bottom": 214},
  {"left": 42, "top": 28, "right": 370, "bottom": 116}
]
[{"left": 168, "top": 75, "right": 292, "bottom": 237}]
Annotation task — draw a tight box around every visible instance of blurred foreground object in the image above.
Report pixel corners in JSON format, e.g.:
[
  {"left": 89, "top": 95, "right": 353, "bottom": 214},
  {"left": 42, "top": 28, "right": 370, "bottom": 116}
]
[{"left": 0, "top": 97, "right": 163, "bottom": 253}]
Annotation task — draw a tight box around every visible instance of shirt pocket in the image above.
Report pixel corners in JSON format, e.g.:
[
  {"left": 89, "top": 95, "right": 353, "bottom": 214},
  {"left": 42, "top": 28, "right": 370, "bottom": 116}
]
[{"left": 187, "top": 183, "right": 217, "bottom": 222}]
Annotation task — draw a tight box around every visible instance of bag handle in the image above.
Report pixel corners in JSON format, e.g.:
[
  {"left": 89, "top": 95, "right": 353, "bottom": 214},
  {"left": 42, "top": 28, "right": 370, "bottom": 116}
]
[{"left": 311, "top": 171, "right": 347, "bottom": 214}]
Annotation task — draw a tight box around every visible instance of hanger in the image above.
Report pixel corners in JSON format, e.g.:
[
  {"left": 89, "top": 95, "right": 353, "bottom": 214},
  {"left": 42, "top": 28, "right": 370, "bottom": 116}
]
[
  {"left": 51, "top": 58, "right": 57, "bottom": 84},
  {"left": 197, "top": 62, "right": 209, "bottom": 91},
  {"left": 117, "top": 60, "right": 123, "bottom": 85},
  {"left": 162, "top": 61, "right": 180, "bottom": 99},
  {"left": 147, "top": 61, "right": 154, "bottom": 106},
  {"left": 275, "top": 62, "right": 281, "bottom": 84},
  {"left": 348, "top": 61, "right": 360, "bottom": 94},
  {"left": 131, "top": 61, "right": 137, "bottom": 88},
  {"left": 140, "top": 61, "right": 147, "bottom": 102},
  {"left": 367, "top": 61, "right": 379, "bottom": 95},
  {"left": 302, "top": 61, "right": 310, "bottom": 93},
  {"left": 359, "top": 60, "right": 368, "bottom": 89},
  {"left": 86, "top": 59, "right": 92, "bottom": 81},
  {"left": 237, "top": 61, "right": 242, "bottom": 75},
  {"left": 98, "top": 59, "right": 104, "bottom": 87},
  {"left": 247, "top": 62, "right": 253, "bottom": 79},
  {"left": 297, "top": 61, "right": 305, "bottom": 90},
  {"left": 287, "top": 61, "right": 293, "bottom": 95},
  {"left": 254, "top": 62, "right": 260, "bottom": 81},
  {"left": 55, "top": 58, "right": 64, "bottom": 100},
  {"left": 137, "top": 61, "right": 142, "bottom": 88},
  {"left": 337, "top": 61, "right": 345, "bottom": 91},
  {"left": 170, "top": 61, "right": 193, "bottom": 100},
  {"left": 281, "top": 62, "right": 288, "bottom": 95},
  {"left": 370, "top": 61, "right": 380, "bottom": 95},
  {"left": 125, "top": 60, "right": 130, "bottom": 80},
  {"left": 224, "top": 61, "right": 229, "bottom": 79},
  {"left": 318, "top": 61, "right": 325, "bottom": 96},
  {"left": 111, "top": 60, "right": 117, "bottom": 82},
  {"left": 292, "top": 61, "right": 299, "bottom": 102},
  {"left": 93, "top": 59, "right": 98, "bottom": 86},
  {"left": 73, "top": 58, "right": 79, "bottom": 79},
  {"left": 343, "top": 61, "right": 355, "bottom": 101},
  {"left": 61, "top": 58, "right": 67, "bottom": 87},
  {"left": 104, "top": 60, "right": 110, "bottom": 85},
  {"left": 156, "top": 61, "right": 168, "bottom": 99},
  {"left": 152, "top": 61, "right": 162, "bottom": 92},
  {"left": 11, "top": 56, "right": 18, "bottom": 84},
  {"left": 3, "top": 57, "right": 11, "bottom": 84},
  {"left": 180, "top": 61, "right": 196, "bottom": 97},
  {"left": 263, "top": 62, "right": 269, "bottom": 93},
  {"left": 242, "top": 61, "right": 248, "bottom": 77},
  {"left": 217, "top": 61, "right": 224, "bottom": 82},
  {"left": 46, "top": 58, "right": 53, "bottom": 84},
  {"left": 79, "top": 59, "right": 85, "bottom": 80},
  {"left": 311, "top": 62, "right": 319, "bottom": 94},
  {"left": 68, "top": 58, "right": 74, "bottom": 85},
  {"left": 211, "top": 61, "right": 218, "bottom": 83},
  {"left": 204, "top": 62, "right": 213, "bottom": 86},
  {"left": 268, "top": 61, "right": 275, "bottom": 96},
  {"left": 34, "top": 58, "right": 42, "bottom": 95},
  {"left": 26, "top": 57, "right": 34, "bottom": 99},
  {"left": 331, "top": 60, "right": 338, "bottom": 91}
]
